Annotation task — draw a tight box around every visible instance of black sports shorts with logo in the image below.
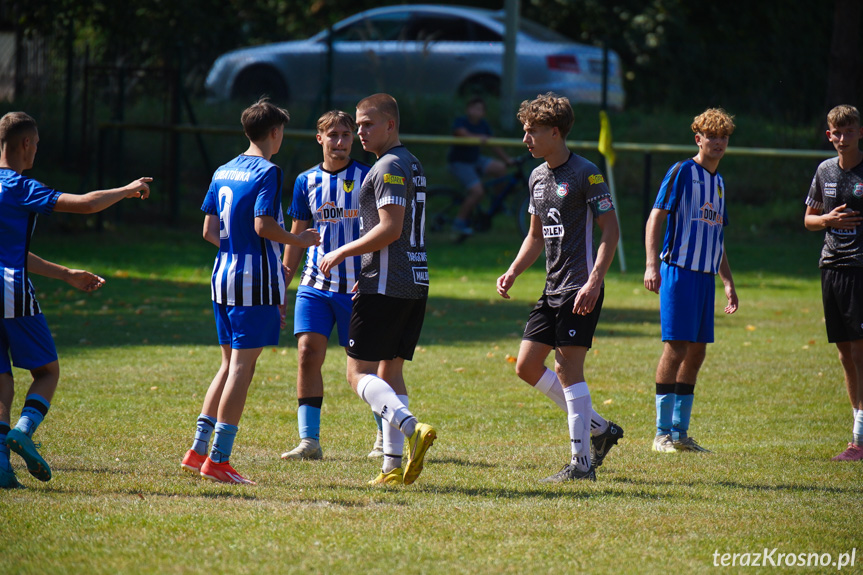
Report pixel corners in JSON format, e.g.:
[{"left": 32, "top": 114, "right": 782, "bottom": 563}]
[
  {"left": 821, "top": 267, "right": 863, "bottom": 343},
  {"left": 523, "top": 287, "right": 604, "bottom": 349},
  {"left": 347, "top": 293, "right": 427, "bottom": 361}
]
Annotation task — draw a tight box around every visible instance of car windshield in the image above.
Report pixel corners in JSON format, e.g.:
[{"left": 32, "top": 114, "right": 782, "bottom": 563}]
[{"left": 489, "top": 15, "right": 573, "bottom": 43}]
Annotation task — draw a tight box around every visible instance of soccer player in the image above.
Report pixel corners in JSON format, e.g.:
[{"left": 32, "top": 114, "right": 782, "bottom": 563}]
[
  {"left": 643, "top": 108, "right": 738, "bottom": 454},
  {"left": 496, "top": 93, "right": 621, "bottom": 482},
  {"left": 447, "top": 96, "right": 512, "bottom": 238},
  {"left": 804, "top": 104, "right": 863, "bottom": 461},
  {"left": 0, "top": 111, "right": 151, "bottom": 488},
  {"left": 319, "top": 93, "right": 436, "bottom": 486},
  {"left": 180, "top": 99, "right": 320, "bottom": 485},
  {"left": 279, "top": 110, "right": 383, "bottom": 461}
]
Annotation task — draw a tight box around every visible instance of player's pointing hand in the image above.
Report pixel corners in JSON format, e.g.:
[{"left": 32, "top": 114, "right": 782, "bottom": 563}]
[{"left": 124, "top": 177, "right": 153, "bottom": 199}]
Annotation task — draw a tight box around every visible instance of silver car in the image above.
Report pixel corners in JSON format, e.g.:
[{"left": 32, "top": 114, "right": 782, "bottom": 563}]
[{"left": 205, "top": 4, "right": 624, "bottom": 109}]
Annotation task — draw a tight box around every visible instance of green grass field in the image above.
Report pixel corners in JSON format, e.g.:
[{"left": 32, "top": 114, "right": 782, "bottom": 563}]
[{"left": 2, "top": 214, "right": 860, "bottom": 574}]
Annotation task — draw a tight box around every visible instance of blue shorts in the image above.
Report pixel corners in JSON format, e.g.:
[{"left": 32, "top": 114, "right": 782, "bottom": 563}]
[
  {"left": 0, "top": 314, "right": 59, "bottom": 373},
  {"left": 293, "top": 285, "right": 353, "bottom": 346},
  {"left": 659, "top": 262, "right": 715, "bottom": 343},
  {"left": 448, "top": 156, "right": 494, "bottom": 189},
  {"left": 213, "top": 302, "right": 280, "bottom": 349}
]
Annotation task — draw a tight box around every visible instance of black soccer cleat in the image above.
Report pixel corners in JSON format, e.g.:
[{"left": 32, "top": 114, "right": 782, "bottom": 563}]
[
  {"left": 590, "top": 421, "right": 624, "bottom": 468},
  {"left": 539, "top": 463, "right": 596, "bottom": 483}
]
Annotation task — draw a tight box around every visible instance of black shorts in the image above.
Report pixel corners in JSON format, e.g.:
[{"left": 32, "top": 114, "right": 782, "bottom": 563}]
[
  {"left": 821, "top": 267, "right": 863, "bottom": 343},
  {"left": 347, "top": 294, "right": 427, "bottom": 361},
  {"left": 523, "top": 288, "right": 604, "bottom": 349}
]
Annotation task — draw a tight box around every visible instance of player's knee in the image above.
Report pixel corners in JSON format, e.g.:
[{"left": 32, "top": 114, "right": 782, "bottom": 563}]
[
  {"left": 297, "top": 342, "right": 326, "bottom": 369},
  {"left": 515, "top": 359, "right": 541, "bottom": 384},
  {"left": 31, "top": 361, "right": 60, "bottom": 383}
]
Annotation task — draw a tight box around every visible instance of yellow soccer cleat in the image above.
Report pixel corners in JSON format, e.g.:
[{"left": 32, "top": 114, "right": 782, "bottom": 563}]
[
  {"left": 368, "top": 467, "right": 404, "bottom": 486},
  {"left": 403, "top": 422, "right": 436, "bottom": 485}
]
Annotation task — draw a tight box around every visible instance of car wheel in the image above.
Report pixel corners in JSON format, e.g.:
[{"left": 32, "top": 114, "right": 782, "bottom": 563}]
[
  {"left": 231, "top": 66, "right": 289, "bottom": 103},
  {"left": 459, "top": 75, "right": 500, "bottom": 98}
]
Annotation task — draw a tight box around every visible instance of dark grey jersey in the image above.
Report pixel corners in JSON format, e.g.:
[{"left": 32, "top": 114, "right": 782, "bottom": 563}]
[
  {"left": 806, "top": 156, "right": 863, "bottom": 268},
  {"left": 357, "top": 145, "right": 429, "bottom": 298},
  {"left": 528, "top": 153, "right": 615, "bottom": 296}
]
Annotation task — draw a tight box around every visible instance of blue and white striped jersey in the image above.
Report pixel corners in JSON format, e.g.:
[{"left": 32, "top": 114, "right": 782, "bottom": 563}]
[
  {"left": 201, "top": 155, "right": 286, "bottom": 306},
  {"left": 654, "top": 159, "right": 728, "bottom": 275},
  {"left": 287, "top": 160, "right": 370, "bottom": 293},
  {"left": 0, "top": 169, "right": 61, "bottom": 318}
]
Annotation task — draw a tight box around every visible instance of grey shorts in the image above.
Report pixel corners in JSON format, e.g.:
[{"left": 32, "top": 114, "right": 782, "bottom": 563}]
[{"left": 448, "top": 156, "right": 494, "bottom": 189}]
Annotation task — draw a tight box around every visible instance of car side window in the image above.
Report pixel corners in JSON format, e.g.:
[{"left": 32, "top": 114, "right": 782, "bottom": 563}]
[
  {"left": 332, "top": 13, "right": 409, "bottom": 42},
  {"left": 404, "top": 15, "right": 472, "bottom": 42},
  {"left": 471, "top": 23, "right": 501, "bottom": 42}
]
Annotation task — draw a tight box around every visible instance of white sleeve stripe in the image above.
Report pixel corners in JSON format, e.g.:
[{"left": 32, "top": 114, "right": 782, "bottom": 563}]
[{"left": 377, "top": 196, "right": 407, "bottom": 209}]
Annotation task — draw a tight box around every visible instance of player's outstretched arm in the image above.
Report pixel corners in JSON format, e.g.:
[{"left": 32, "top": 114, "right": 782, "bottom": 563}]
[
  {"left": 718, "top": 250, "right": 737, "bottom": 314},
  {"left": 643, "top": 208, "right": 668, "bottom": 294},
  {"left": 573, "top": 210, "right": 619, "bottom": 315},
  {"left": 54, "top": 177, "right": 152, "bottom": 214},
  {"left": 805, "top": 204, "right": 862, "bottom": 231},
  {"left": 27, "top": 253, "right": 105, "bottom": 292},
  {"left": 255, "top": 215, "right": 320, "bottom": 248},
  {"left": 497, "top": 214, "right": 544, "bottom": 299}
]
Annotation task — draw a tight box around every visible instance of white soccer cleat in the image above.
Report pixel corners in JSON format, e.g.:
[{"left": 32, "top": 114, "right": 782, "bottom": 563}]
[{"left": 281, "top": 438, "right": 323, "bottom": 460}]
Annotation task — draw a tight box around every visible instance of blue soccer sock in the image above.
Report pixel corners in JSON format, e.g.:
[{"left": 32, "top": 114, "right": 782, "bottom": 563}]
[
  {"left": 298, "top": 397, "right": 323, "bottom": 441},
  {"left": 210, "top": 422, "right": 239, "bottom": 463},
  {"left": 0, "top": 422, "right": 11, "bottom": 472},
  {"left": 655, "top": 383, "right": 676, "bottom": 436},
  {"left": 191, "top": 414, "right": 217, "bottom": 456},
  {"left": 672, "top": 383, "right": 696, "bottom": 440},
  {"left": 14, "top": 393, "right": 50, "bottom": 438}
]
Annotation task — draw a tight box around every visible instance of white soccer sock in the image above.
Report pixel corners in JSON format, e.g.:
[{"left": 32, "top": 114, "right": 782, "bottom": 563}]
[
  {"left": 535, "top": 368, "right": 608, "bottom": 435},
  {"left": 357, "top": 375, "right": 415, "bottom": 435},
  {"left": 854, "top": 409, "right": 863, "bottom": 446},
  {"left": 564, "top": 381, "right": 592, "bottom": 472},
  {"left": 382, "top": 395, "right": 409, "bottom": 473},
  {"left": 534, "top": 368, "right": 567, "bottom": 411}
]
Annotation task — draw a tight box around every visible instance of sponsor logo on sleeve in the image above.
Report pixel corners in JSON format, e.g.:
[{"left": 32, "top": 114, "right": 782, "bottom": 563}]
[
  {"left": 588, "top": 174, "right": 605, "bottom": 185},
  {"left": 383, "top": 173, "right": 405, "bottom": 185},
  {"left": 597, "top": 197, "right": 614, "bottom": 213}
]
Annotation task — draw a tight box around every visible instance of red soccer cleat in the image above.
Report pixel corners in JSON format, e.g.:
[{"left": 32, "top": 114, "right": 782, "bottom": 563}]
[
  {"left": 199, "top": 457, "right": 257, "bottom": 485},
  {"left": 831, "top": 443, "right": 863, "bottom": 461},
  {"left": 180, "top": 449, "right": 207, "bottom": 474}
]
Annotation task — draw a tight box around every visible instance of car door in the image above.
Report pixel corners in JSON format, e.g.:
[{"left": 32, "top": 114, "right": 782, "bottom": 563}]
[{"left": 400, "top": 13, "right": 496, "bottom": 98}]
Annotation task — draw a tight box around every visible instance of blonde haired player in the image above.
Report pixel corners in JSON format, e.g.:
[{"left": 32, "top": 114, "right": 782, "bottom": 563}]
[
  {"left": 644, "top": 107, "right": 738, "bottom": 453},
  {"left": 279, "top": 110, "right": 383, "bottom": 461}
]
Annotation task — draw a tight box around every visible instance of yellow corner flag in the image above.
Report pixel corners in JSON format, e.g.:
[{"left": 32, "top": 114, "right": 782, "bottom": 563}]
[{"left": 598, "top": 110, "right": 616, "bottom": 168}]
